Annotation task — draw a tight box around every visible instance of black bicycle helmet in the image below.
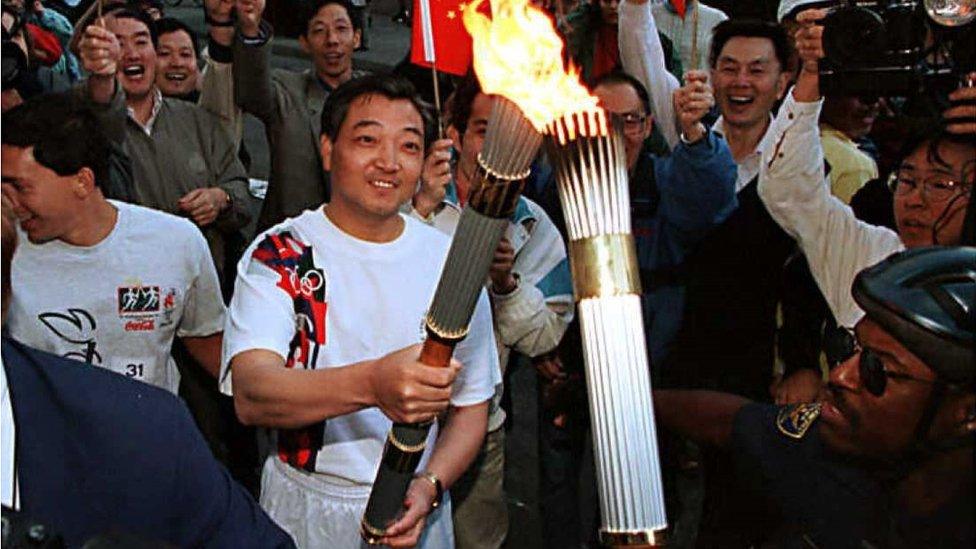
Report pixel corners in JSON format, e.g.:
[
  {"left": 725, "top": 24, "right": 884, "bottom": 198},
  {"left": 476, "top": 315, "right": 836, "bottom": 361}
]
[{"left": 852, "top": 246, "right": 975, "bottom": 387}]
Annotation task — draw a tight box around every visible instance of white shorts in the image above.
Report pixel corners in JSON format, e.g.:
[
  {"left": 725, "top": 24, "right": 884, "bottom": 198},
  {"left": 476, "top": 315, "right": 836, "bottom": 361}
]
[{"left": 260, "top": 457, "right": 455, "bottom": 549}]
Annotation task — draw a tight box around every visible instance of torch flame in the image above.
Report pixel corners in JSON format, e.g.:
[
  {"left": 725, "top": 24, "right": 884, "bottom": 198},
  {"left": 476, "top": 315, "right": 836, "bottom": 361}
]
[{"left": 463, "top": 0, "right": 599, "bottom": 132}]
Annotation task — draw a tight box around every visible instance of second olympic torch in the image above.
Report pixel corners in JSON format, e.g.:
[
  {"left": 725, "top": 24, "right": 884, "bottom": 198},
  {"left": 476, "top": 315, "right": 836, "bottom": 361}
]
[{"left": 545, "top": 110, "right": 668, "bottom": 546}]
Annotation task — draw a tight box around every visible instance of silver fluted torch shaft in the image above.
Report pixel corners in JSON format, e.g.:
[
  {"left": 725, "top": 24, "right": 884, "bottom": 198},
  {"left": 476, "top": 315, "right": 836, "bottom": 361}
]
[
  {"left": 544, "top": 109, "right": 668, "bottom": 547},
  {"left": 362, "top": 97, "right": 542, "bottom": 542}
]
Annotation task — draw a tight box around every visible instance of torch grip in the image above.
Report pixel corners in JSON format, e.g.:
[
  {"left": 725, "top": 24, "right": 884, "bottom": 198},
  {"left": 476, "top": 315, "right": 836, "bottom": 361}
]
[{"left": 419, "top": 337, "right": 456, "bottom": 368}]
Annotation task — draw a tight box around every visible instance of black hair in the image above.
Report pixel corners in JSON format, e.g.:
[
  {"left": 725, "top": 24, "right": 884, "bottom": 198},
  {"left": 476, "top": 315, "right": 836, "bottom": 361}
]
[
  {"left": 709, "top": 18, "right": 793, "bottom": 73},
  {"left": 897, "top": 125, "right": 976, "bottom": 246},
  {"left": 320, "top": 73, "right": 435, "bottom": 150},
  {"left": 591, "top": 70, "right": 652, "bottom": 115},
  {"left": 1, "top": 93, "right": 111, "bottom": 188},
  {"left": 303, "top": 0, "right": 362, "bottom": 35},
  {"left": 154, "top": 17, "right": 199, "bottom": 58},
  {"left": 111, "top": 8, "right": 158, "bottom": 48},
  {"left": 445, "top": 71, "right": 482, "bottom": 138}
]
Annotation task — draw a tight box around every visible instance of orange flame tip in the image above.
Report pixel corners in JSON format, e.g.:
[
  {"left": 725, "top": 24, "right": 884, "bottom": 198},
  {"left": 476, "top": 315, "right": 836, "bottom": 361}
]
[{"left": 463, "top": 0, "right": 599, "bottom": 132}]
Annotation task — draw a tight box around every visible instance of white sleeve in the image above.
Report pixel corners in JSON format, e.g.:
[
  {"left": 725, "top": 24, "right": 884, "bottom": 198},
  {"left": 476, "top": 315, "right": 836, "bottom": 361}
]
[
  {"left": 218, "top": 233, "right": 299, "bottom": 395},
  {"left": 758, "top": 90, "right": 905, "bottom": 328},
  {"left": 619, "top": 0, "right": 681, "bottom": 149},
  {"left": 176, "top": 227, "right": 226, "bottom": 338},
  {"left": 449, "top": 289, "right": 501, "bottom": 408},
  {"left": 491, "top": 203, "right": 574, "bottom": 357}
]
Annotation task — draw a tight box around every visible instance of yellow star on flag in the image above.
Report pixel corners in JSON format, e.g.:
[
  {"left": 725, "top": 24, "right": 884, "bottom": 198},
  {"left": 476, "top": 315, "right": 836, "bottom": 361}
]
[{"left": 447, "top": 10, "right": 456, "bottom": 19}]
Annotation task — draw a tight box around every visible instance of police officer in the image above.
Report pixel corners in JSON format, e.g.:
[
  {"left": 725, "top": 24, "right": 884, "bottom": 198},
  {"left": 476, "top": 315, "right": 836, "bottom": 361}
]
[{"left": 654, "top": 246, "right": 975, "bottom": 547}]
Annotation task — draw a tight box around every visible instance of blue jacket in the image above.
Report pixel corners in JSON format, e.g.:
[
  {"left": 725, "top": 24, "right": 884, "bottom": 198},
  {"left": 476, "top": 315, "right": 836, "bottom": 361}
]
[
  {"left": 633, "top": 130, "right": 737, "bottom": 367},
  {"left": 1, "top": 337, "right": 294, "bottom": 548}
]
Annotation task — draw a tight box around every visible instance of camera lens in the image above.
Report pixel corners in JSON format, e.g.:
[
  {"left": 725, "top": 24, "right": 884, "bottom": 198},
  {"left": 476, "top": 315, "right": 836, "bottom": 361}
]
[{"left": 823, "top": 6, "right": 887, "bottom": 66}]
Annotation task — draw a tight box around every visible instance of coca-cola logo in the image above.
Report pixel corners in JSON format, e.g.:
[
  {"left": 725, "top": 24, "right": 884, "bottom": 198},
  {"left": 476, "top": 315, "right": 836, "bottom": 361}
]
[{"left": 124, "top": 318, "right": 155, "bottom": 332}]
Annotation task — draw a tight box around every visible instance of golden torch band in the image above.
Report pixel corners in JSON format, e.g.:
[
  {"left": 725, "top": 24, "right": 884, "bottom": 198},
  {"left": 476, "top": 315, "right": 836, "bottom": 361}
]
[
  {"left": 361, "top": 97, "right": 542, "bottom": 543},
  {"left": 544, "top": 109, "right": 668, "bottom": 546}
]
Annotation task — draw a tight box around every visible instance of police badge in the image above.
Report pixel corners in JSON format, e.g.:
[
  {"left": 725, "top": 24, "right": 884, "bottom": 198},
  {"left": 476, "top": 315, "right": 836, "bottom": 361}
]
[{"left": 777, "top": 402, "right": 823, "bottom": 439}]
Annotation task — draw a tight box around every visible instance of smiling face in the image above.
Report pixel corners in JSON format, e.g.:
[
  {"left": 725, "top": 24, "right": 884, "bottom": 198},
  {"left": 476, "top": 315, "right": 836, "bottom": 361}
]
[
  {"left": 320, "top": 94, "right": 424, "bottom": 231},
  {"left": 1, "top": 145, "right": 83, "bottom": 244},
  {"left": 711, "top": 36, "right": 789, "bottom": 131},
  {"left": 107, "top": 15, "right": 157, "bottom": 101},
  {"left": 893, "top": 139, "right": 974, "bottom": 248},
  {"left": 300, "top": 3, "right": 360, "bottom": 87},
  {"left": 818, "top": 319, "right": 939, "bottom": 458},
  {"left": 155, "top": 29, "right": 198, "bottom": 97}
]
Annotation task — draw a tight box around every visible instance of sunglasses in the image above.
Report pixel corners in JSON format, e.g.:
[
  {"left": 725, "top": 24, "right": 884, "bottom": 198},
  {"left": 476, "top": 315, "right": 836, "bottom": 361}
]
[{"left": 823, "top": 328, "right": 940, "bottom": 397}]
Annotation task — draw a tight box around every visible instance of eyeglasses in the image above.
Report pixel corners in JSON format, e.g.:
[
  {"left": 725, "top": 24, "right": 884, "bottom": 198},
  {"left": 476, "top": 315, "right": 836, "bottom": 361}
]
[
  {"left": 824, "top": 327, "right": 940, "bottom": 397},
  {"left": 886, "top": 171, "right": 972, "bottom": 203},
  {"left": 607, "top": 111, "right": 648, "bottom": 132}
]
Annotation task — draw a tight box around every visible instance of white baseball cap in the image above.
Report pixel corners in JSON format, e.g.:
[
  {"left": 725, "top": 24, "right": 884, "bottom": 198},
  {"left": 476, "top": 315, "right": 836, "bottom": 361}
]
[{"left": 777, "top": 0, "right": 838, "bottom": 22}]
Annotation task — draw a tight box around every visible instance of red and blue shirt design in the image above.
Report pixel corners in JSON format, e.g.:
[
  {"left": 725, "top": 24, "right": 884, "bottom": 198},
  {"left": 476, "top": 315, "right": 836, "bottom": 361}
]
[{"left": 252, "top": 231, "right": 328, "bottom": 471}]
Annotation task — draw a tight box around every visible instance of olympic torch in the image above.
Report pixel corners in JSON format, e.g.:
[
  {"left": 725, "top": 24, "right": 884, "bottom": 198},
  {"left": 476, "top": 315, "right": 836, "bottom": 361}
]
[{"left": 544, "top": 110, "right": 668, "bottom": 546}]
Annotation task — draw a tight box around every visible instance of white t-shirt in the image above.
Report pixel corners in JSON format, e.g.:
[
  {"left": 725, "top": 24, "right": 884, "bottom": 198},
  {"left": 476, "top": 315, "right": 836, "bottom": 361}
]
[
  {"left": 7, "top": 201, "right": 226, "bottom": 394},
  {"left": 222, "top": 207, "right": 500, "bottom": 484}
]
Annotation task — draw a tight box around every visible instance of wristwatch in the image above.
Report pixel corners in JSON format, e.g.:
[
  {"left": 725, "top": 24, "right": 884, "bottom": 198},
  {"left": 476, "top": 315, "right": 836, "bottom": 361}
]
[{"left": 415, "top": 471, "right": 443, "bottom": 509}]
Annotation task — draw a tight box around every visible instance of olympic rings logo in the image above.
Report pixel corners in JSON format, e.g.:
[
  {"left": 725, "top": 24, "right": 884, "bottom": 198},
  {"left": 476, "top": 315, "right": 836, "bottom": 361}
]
[{"left": 288, "top": 268, "right": 326, "bottom": 298}]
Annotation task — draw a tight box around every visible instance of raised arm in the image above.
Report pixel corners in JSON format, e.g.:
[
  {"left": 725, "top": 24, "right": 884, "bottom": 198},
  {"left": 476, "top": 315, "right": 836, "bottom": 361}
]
[
  {"left": 656, "top": 69, "right": 737, "bottom": 247},
  {"left": 619, "top": 0, "right": 681, "bottom": 149},
  {"left": 233, "top": 0, "right": 278, "bottom": 125},
  {"left": 199, "top": 0, "right": 244, "bottom": 144},
  {"left": 75, "top": 22, "right": 127, "bottom": 144},
  {"left": 757, "top": 9, "right": 903, "bottom": 328}
]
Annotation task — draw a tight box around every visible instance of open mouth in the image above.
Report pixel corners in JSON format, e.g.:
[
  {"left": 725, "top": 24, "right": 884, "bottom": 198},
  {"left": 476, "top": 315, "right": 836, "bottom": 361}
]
[
  {"left": 164, "top": 72, "right": 188, "bottom": 82},
  {"left": 727, "top": 95, "right": 755, "bottom": 106},
  {"left": 122, "top": 64, "right": 146, "bottom": 79}
]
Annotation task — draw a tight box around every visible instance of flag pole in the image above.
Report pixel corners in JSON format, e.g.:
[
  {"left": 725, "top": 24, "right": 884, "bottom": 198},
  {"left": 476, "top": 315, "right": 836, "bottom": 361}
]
[
  {"left": 690, "top": 0, "right": 700, "bottom": 71},
  {"left": 418, "top": 0, "right": 444, "bottom": 137},
  {"left": 432, "top": 65, "right": 444, "bottom": 138}
]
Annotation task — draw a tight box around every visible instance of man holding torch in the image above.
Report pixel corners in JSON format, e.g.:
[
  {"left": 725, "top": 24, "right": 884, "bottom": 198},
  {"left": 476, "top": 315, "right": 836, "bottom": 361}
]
[{"left": 220, "top": 74, "right": 500, "bottom": 548}]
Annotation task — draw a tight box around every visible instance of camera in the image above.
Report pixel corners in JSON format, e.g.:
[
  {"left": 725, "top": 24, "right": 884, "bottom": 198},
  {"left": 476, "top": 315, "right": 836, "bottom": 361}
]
[{"left": 819, "top": 1, "right": 975, "bottom": 97}]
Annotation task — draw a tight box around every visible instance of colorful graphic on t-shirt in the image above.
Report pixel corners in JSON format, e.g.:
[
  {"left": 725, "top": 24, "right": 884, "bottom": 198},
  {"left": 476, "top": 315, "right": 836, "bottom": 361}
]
[
  {"left": 253, "top": 230, "right": 328, "bottom": 472},
  {"left": 37, "top": 308, "right": 102, "bottom": 364},
  {"left": 117, "top": 285, "right": 161, "bottom": 315}
]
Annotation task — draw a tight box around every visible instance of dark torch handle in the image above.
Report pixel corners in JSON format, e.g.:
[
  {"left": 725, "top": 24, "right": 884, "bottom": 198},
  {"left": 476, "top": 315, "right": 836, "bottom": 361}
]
[{"left": 361, "top": 336, "right": 458, "bottom": 543}]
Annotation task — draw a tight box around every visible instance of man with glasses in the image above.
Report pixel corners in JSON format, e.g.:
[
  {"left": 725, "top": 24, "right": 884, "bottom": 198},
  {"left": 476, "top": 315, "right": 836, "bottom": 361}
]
[
  {"left": 653, "top": 246, "right": 975, "bottom": 546},
  {"left": 590, "top": 70, "right": 736, "bottom": 366},
  {"left": 758, "top": 8, "right": 975, "bottom": 359}
]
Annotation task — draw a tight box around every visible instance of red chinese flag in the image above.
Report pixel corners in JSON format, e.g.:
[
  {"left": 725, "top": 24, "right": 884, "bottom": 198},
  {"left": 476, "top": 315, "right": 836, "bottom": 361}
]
[{"left": 410, "top": 0, "right": 474, "bottom": 76}]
